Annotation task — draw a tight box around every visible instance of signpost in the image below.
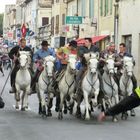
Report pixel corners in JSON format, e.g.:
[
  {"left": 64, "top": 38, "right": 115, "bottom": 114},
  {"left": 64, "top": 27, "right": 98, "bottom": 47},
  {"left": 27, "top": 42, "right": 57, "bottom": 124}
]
[{"left": 66, "top": 16, "right": 82, "bottom": 24}]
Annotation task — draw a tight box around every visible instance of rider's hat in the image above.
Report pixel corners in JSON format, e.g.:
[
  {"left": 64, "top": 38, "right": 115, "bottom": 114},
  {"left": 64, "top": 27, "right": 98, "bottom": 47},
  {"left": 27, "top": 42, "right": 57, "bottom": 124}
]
[
  {"left": 69, "top": 40, "right": 77, "bottom": 48},
  {"left": 41, "top": 40, "right": 50, "bottom": 46}
]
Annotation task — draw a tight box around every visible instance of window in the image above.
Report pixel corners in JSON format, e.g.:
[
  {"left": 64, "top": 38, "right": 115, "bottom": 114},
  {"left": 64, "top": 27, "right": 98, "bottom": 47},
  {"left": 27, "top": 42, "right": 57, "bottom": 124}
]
[
  {"left": 62, "top": 14, "right": 65, "bottom": 25},
  {"left": 110, "top": 0, "right": 113, "bottom": 14},
  {"left": 100, "top": 0, "right": 103, "bottom": 16},
  {"left": 55, "top": 15, "right": 59, "bottom": 33},
  {"left": 100, "top": 0, "right": 112, "bottom": 17},
  {"left": 42, "top": 17, "right": 49, "bottom": 26},
  {"left": 123, "top": 35, "right": 132, "bottom": 54},
  {"left": 89, "top": 0, "right": 94, "bottom": 18},
  {"left": 81, "top": 0, "right": 86, "bottom": 17},
  {"left": 51, "top": 17, "right": 54, "bottom": 35}
]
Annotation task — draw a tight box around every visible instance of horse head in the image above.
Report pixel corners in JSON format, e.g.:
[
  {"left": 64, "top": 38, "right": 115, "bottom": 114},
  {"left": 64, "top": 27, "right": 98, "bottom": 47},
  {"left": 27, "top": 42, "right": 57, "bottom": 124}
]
[
  {"left": 104, "top": 54, "right": 115, "bottom": 75},
  {"left": 67, "top": 54, "right": 77, "bottom": 74},
  {"left": 43, "top": 55, "right": 55, "bottom": 77},
  {"left": 19, "top": 51, "right": 30, "bottom": 69},
  {"left": 84, "top": 52, "right": 99, "bottom": 74},
  {"left": 123, "top": 56, "right": 134, "bottom": 77}
]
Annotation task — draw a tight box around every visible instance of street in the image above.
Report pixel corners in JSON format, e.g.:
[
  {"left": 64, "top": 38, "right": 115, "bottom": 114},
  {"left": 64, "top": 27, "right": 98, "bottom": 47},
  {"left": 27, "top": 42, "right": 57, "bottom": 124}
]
[{"left": 0, "top": 69, "right": 140, "bottom": 140}]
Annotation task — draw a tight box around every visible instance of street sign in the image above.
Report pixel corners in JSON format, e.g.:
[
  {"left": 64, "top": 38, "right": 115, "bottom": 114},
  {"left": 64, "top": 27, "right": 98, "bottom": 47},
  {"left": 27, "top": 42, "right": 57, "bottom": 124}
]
[{"left": 66, "top": 16, "right": 82, "bottom": 24}]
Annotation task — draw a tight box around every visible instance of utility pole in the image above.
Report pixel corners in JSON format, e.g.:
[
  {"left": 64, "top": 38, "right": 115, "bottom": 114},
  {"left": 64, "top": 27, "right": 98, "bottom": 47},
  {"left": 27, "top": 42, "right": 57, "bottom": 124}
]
[
  {"left": 114, "top": 0, "right": 119, "bottom": 50},
  {"left": 76, "top": 0, "right": 79, "bottom": 39}
]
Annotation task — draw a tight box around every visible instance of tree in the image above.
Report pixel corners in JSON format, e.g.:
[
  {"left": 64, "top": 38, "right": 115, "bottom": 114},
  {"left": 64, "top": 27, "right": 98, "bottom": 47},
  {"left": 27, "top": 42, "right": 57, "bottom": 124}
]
[{"left": 0, "top": 14, "right": 4, "bottom": 35}]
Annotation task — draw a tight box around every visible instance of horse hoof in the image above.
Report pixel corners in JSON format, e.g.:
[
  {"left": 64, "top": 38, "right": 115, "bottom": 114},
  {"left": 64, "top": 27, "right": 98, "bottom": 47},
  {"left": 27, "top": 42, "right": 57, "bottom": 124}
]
[
  {"left": 131, "top": 111, "right": 136, "bottom": 117},
  {"left": 58, "top": 115, "right": 63, "bottom": 120},
  {"left": 21, "top": 108, "right": 25, "bottom": 111},
  {"left": 38, "top": 111, "right": 42, "bottom": 115},
  {"left": 69, "top": 110, "right": 73, "bottom": 115},
  {"left": 47, "top": 112, "right": 52, "bottom": 117},
  {"left": 55, "top": 107, "right": 59, "bottom": 112},
  {"left": 76, "top": 112, "right": 81, "bottom": 118},
  {"left": 112, "top": 117, "right": 118, "bottom": 122},
  {"left": 42, "top": 114, "right": 47, "bottom": 118},
  {"left": 63, "top": 109, "right": 67, "bottom": 114},
  {"left": 15, "top": 106, "right": 19, "bottom": 110}
]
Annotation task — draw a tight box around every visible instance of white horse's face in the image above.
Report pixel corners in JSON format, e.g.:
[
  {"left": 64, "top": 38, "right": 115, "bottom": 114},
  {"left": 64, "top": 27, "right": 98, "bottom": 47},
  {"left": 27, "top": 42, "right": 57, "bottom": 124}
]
[
  {"left": 123, "top": 57, "right": 134, "bottom": 77},
  {"left": 88, "top": 58, "right": 98, "bottom": 74},
  {"left": 44, "top": 56, "right": 55, "bottom": 77},
  {"left": 19, "top": 54, "right": 28, "bottom": 68},
  {"left": 84, "top": 52, "right": 99, "bottom": 74},
  {"left": 67, "top": 54, "right": 77, "bottom": 73},
  {"left": 105, "top": 58, "right": 115, "bottom": 74}
]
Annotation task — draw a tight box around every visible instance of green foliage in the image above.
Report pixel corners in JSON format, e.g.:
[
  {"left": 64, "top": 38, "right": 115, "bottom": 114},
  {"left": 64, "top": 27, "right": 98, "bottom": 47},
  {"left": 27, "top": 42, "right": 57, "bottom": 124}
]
[{"left": 0, "top": 14, "right": 4, "bottom": 35}]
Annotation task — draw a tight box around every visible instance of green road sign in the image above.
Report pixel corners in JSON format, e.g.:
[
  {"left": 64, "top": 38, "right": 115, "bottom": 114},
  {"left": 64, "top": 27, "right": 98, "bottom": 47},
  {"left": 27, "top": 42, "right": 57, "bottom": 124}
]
[{"left": 66, "top": 16, "right": 82, "bottom": 24}]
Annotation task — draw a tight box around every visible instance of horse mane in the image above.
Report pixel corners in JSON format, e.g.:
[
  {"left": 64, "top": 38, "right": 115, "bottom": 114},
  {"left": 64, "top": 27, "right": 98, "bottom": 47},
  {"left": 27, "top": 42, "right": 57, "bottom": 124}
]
[
  {"left": 84, "top": 52, "right": 98, "bottom": 61},
  {"left": 19, "top": 51, "right": 31, "bottom": 56},
  {"left": 44, "top": 55, "right": 55, "bottom": 62},
  {"left": 123, "top": 56, "right": 133, "bottom": 63}
]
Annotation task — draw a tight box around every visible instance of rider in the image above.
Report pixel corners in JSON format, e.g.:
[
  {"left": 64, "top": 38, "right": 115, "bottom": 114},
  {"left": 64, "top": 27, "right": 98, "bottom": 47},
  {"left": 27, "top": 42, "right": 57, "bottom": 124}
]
[
  {"left": 115, "top": 43, "right": 137, "bottom": 90},
  {"left": 51, "top": 40, "right": 77, "bottom": 87},
  {"left": 98, "top": 86, "right": 140, "bottom": 121},
  {"left": 56, "top": 40, "right": 78, "bottom": 72},
  {"left": 8, "top": 38, "right": 33, "bottom": 93},
  {"left": 31, "top": 40, "right": 55, "bottom": 93},
  {"left": 74, "top": 38, "right": 99, "bottom": 96}
]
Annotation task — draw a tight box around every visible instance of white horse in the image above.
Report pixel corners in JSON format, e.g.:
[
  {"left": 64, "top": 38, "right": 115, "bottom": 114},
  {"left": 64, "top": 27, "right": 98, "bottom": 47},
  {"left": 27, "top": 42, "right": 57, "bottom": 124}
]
[
  {"left": 58, "top": 54, "right": 77, "bottom": 119},
  {"left": 37, "top": 55, "right": 55, "bottom": 117},
  {"left": 102, "top": 54, "right": 119, "bottom": 122},
  {"left": 81, "top": 52, "right": 100, "bottom": 120},
  {"left": 15, "top": 51, "right": 31, "bottom": 110},
  {"left": 120, "top": 56, "right": 135, "bottom": 118}
]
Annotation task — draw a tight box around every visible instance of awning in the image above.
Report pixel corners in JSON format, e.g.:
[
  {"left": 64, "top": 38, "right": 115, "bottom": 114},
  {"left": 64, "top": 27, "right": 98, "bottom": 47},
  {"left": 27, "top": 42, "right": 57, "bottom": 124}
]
[
  {"left": 92, "top": 35, "right": 108, "bottom": 44},
  {"left": 76, "top": 35, "right": 109, "bottom": 45}
]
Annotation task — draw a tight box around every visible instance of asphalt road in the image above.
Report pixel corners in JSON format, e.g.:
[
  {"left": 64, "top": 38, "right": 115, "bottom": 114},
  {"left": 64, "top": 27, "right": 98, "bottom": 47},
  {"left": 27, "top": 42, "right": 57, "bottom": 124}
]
[{"left": 0, "top": 69, "right": 140, "bottom": 140}]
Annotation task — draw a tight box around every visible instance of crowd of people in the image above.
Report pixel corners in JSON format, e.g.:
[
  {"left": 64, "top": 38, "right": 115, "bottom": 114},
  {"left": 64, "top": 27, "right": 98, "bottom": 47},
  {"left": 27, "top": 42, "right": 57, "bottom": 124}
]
[{"left": 0, "top": 37, "right": 139, "bottom": 123}]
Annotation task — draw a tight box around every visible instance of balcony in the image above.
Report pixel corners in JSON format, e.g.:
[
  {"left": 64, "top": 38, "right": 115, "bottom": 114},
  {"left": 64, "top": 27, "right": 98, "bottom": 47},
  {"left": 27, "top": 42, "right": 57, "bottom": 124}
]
[
  {"left": 24, "top": 0, "right": 32, "bottom": 4},
  {"left": 63, "top": 0, "right": 74, "bottom": 3},
  {"left": 38, "top": 0, "right": 52, "bottom": 8}
]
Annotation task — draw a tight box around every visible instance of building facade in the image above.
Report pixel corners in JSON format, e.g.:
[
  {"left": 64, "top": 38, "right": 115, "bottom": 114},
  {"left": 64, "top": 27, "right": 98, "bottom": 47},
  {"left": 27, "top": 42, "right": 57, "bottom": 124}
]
[
  {"left": 3, "top": 5, "right": 16, "bottom": 42},
  {"left": 118, "top": 0, "right": 140, "bottom": 84}
]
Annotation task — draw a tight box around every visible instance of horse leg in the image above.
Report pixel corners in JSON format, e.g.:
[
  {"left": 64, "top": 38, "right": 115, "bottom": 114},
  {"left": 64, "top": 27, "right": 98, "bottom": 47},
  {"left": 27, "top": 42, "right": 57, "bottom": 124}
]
[
  {"left": 41, "top": 90, "right": 47, "bottom": 117},
  {"left": 21, "top": 91, "right": 27, "bottom": 111},
  {"left": 76, "top": 94, "right": 82, "bottom": 118},
  {"left": 47, "top": 96, "right": 53, "bottom": 117},
  {"left": 58, "top": 93, "right": 64, "bottom": 120},
  {"left": 37, "top": 90, "right": 43, "bottom": 115},
  {"left": 24, "top": 87, "right": 30, "bottom": 110},
  {"left": 68, "top": 94, "right": 74, "bottom": 115},
  {"left": 92, "top": 89, "right": 99, "bottom": 107},
  {"left": 63, "top": 100, "right": 67, "bottom": 114},
  {"left": 15, "top": 88, "right": 20, "bottom": 110},
  {"left": 55, "top": 94, "right": 60, "bottom": 112},
  {"left": 83, "top": 90, "right": 90, "bottom": 120}
]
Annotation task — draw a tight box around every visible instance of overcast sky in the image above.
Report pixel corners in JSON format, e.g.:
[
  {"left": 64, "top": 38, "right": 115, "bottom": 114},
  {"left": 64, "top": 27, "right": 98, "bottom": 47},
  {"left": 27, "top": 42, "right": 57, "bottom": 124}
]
[{"left": 0, "top": 0, "right": 16, "bottom": 14}]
